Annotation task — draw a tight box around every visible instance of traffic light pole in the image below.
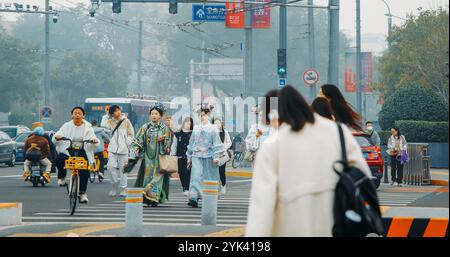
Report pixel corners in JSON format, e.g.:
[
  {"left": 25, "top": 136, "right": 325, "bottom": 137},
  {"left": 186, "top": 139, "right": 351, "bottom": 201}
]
[
  {"left": 307, "top": 0, "right": 317, "bottom": 101},
  {"left": 243, "top": 2, "right": 253, "bottom": 97},
  {"left": 327, "top": 0, "right": 339, "bottom": 85},
  {"left": 279, "top": 0, "right": 287, "bottom": 80},
  {"left": 44, "top": 0, "right": 50, "bottom": 107}
]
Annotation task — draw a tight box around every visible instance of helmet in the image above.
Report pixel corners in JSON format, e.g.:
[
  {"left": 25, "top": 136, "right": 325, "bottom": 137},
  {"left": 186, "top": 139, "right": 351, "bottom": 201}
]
[
  {"left": 32, "top": 122, "right": 43, "bottom": 130},
  {"left": 33, "top": 126, "right": 45, "bottom": 137}
]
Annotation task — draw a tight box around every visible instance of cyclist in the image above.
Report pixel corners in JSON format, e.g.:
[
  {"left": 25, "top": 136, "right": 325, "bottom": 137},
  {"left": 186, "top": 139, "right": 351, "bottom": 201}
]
[
  {"left": 91, "top": 120, "right": 110, "bottom": 179},
  {"left": 53, "top": 106, "right": 100, "bottom": 203},
  {"left": 22, "top": 126, "right": 52, "bottom": 183}
]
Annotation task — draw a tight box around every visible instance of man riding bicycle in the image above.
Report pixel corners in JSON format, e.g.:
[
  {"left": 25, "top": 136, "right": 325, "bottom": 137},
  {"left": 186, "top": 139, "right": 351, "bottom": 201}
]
[{"left": 53, "top": 106, "right": 100, "bottom": 203}]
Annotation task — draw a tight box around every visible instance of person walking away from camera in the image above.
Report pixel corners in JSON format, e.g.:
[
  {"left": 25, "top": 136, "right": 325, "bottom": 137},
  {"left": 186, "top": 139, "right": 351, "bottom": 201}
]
[
  {"left": 246, "top": 86, "right": 371, "bottom": 237},
  {"left": 129, "top": 103, "right": 172, "bottom": 207},
  {"left": 23, "top": 126, "right": 52, "bottom": 183},
  {"left": 387, "top": 127, "right": 407, "bottom": 187},
  {"left": 318, "top": 84, "right": 362, "bottom": 131},
  {"left": 186, "top": 104, "right": 226, "bottom": 208},
  {"left": 101, "top": 105, "right": 135, "bottom": 197},
  {"left": 53, "top": 107, "right": 100, "bottom": 203},
  {"left": 31, "top": 122, "right": 57, "bottom": 173},
  {"left": 213, "top": 117, "right": 232, "bottom": 195},
  {"left": 91, "top": 120, "right": 110, "bottom": 179},
  {"left": 365, "top": 121, "right": 381, "bottom": 147},
  {"left": 245, "top": 90, "right": 279, "bottom": 165},
  {"left": 170, "top": 117, "right": 193, "bottom": 196},
  {"left": 311, "top": 97, "right": 334, "bottom": 120}
]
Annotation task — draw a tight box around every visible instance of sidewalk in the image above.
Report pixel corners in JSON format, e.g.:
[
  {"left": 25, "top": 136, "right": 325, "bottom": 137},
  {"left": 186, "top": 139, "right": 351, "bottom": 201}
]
[{"left": 431, "top": 168, "right": 449, "bottom": 186}]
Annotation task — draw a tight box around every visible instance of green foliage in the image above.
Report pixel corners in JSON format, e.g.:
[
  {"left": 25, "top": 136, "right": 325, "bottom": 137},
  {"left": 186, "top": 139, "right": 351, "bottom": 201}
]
[
  {"left": 0, "top": 32, "right": 41, "bottom": 112},
  {"left": 8, "top": 113, "right": 34, "bottom": 128},
  {"left": 378, "top": 8, "right": 449, "bottom": 104},
  {"left": 395, "top": 120, "right": 449, "bottom": 143},
  {"left": 378, "top": 85, "right": 448, "bottom": 130}
]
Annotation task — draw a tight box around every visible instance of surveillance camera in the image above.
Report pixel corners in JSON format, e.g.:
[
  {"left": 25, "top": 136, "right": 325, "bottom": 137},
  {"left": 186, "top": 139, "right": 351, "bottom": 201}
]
[{"left": 53, "top": 14, "right": 58, "bottom": 23}]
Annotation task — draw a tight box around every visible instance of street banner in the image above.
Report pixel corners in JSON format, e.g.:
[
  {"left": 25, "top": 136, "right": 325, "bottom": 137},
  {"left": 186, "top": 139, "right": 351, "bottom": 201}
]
[
  {"left": 251, "top": 0, "right": 271, "bottom": 29},
  {"left": 226, "top": 1, "right": 245, "bottom": 29},
  {"left": 344, "top": 52, "right": 373, "bottom": 93}
]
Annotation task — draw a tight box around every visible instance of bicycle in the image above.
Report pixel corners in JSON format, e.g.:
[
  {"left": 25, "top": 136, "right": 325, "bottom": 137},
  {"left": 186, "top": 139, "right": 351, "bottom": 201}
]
[
  {"left": 59, "top": 137, "right": 94, "bottom": 215},
  {"left": 231, "top": 134, "right": 246, "bottom": 169}
]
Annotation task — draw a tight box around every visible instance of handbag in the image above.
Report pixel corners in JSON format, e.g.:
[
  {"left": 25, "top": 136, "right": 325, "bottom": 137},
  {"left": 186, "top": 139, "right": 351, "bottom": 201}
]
[
  {"left": 159, "top": 155, "right": 179, "bottom": 174},
  {"left": 217, "top": 151, "right": 230, "bottom": 166}
]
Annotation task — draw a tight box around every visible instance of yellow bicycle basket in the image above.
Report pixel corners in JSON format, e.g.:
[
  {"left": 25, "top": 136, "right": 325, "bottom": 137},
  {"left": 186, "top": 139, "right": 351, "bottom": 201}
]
[{"left": 65, "top": 157, "right": 88, "bottom": 170}]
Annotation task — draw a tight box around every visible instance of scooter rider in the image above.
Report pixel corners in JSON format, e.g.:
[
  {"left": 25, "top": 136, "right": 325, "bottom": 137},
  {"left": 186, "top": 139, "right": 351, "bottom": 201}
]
[{"left": 22, "top": 126, "right": 52, "bottom": 183}]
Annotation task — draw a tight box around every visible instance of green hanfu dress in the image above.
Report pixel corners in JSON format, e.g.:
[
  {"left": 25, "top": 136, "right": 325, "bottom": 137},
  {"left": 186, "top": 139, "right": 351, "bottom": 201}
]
[{"left": 131, "top": 121, "right": 172, "bottom": 206}]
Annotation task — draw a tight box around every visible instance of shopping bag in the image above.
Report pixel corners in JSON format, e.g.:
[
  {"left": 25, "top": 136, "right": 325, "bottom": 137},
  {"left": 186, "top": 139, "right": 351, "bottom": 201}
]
[{"left": 159, "top": 155, "right": 179, "bottom": 174}]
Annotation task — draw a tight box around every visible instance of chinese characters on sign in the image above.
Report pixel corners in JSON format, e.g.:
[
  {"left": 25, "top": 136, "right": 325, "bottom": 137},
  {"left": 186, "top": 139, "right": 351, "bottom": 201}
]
[
  {"left": 225, "top": 0, "right": 271, "bottom": 29},
  {"left": 226, "top": 1, "right": 245, "bottom": 28},
  {"left": 251, "top": 0, "right": 271, "bottom": 29},
  {"left": 344, "top": 52, "right": 373, "bottom": 93},
  {"left": 192, "top": 4, "right": 226, "bottom": 22}
]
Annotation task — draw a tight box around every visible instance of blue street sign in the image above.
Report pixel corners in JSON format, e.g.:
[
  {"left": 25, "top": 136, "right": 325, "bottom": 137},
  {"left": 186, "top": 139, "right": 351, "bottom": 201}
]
[
  {"left": 192, "top": 4, "right": 226, "bottom": 22},
  {"left": 279, "top": 78, "right": 286, "bottom": 88},
  {"left": 40, "top": 106, "right": 53, "bottom": 119}
]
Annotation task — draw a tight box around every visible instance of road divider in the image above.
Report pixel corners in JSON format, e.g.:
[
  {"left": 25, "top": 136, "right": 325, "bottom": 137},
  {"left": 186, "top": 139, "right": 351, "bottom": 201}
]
[
  {"left": 125, "top": 188, "right": 143, "bottom": 237},
  {"left": 0, "top": 203, "right": 22, "bottom": 226},
  {"left": 383, "top": 217, "right": 448, "bottom": 237}
]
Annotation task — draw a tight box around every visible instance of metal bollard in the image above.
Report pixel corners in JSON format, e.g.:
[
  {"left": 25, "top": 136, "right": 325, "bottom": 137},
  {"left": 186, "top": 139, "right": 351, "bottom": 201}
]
[
  {"left": 125, "top": 187, "right": 143, "bottom": 237},
  {"left": 201, "top": 180, "right": 219, "bottom": 226},
  {"left": 383, "top": 156, "right": 389, "bottom": 183}
]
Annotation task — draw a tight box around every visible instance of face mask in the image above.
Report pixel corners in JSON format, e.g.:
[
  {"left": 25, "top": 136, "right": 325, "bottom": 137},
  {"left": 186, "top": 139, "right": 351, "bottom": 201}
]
[{"left": 366, "top": 126, "right": 373, "bottom": 131}]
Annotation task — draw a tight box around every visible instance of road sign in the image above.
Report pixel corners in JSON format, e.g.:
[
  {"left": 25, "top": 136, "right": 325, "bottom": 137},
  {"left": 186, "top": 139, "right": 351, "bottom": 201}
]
[
  {"left": 192, "top": 4, "right": 226, "bottom": 22},
  {"left": 40, "top": 106, "right": 53, "bottom": 124},
  {"left": 279, "top": 78, "right": 286, "bottom": 88},
  {"left": 302, "top": 68, "right": 320, "bottom": 86}
]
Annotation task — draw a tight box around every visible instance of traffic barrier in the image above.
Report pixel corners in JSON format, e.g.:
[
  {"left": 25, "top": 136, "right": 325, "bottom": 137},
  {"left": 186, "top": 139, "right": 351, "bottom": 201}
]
[
  {"left": 383, "top": 217, "right": 448, "bottom": 237},
  {"left": 201, "top": 180, "right": 219, "bottom": 226},
  {"left": 0, "top": 203, "right": 22, "bottom": 226},
  {"left": 125, "top": 188, "right": 143, "bottom": 237},
  {"left": 404, "top": 143, "right": 431, "bottom": 185}
]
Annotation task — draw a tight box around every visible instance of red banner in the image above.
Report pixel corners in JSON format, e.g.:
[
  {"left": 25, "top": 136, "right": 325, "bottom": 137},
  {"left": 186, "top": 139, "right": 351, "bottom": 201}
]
[
  {"left": 251, "top": 0, "right": 271, "bottom": 29},
  {"left": 344, "top": 52, "right": 373, "bottom": 93},
  {"left": 226, "top": 2, "right": 245, "bottom": 29}
]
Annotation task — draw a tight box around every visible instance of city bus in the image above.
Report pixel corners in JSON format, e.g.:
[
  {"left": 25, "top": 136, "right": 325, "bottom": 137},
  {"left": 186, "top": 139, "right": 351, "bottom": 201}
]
[{"left": 84, "top": 97, "right": 177, "bottom": 132}]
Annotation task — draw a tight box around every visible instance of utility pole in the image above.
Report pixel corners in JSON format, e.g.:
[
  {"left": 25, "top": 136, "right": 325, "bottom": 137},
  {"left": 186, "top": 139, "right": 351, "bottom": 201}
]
[
  {"left": 327, "top": 0, "right": 339, "bottom": 85},
  {"left": 356, "top": 0, "right": 362, "bottom": 116},
  {"left": 243, "top": 1, "right": 253, "bottom": 98},
  {"left": 279, "top": 0, "right": 287, "bottom": 80},
  {"left": 381, "top": 0, "right": 392, "bottom": 47},
  {"left": 44, "top": 0, "right": 50, "bottom": 107},
  {"left": 137, "top": 20, "right": 143, "bottom": 94},
  {"left": 201, "top": 40, "right": 205, "bottom": 102},
  {"left": 307, "top": 0, "right": 317, "bottom": 101}
]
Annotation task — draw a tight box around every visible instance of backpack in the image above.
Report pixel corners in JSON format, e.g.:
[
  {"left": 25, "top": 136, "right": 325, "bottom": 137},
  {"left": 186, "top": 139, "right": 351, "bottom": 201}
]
[{"left": 332, "top": 123, "right": 385, "bottom": 237}]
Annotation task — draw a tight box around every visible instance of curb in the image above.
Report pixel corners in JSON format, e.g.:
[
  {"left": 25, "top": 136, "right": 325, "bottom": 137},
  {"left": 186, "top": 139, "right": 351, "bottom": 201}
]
[
  {"left": 431, "top": 180, "right": 449, "bottom": 186},
  {"left": 0, "top": 203, "right": 22, "bottom": 226},
  {"left": 383, "top": 217, "right": 448, "bottom": 237}
]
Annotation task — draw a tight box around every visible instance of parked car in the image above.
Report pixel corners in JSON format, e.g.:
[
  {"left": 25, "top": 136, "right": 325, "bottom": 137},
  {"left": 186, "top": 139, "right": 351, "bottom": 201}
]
[
  {"left": 15, "top": 131, "right": 56, "bottom": 163},
  {"left": 0, "top": 131, "right": 17, "bottom": 167},
  {"left": 0, "top": 125, "right": 31, "bottom": 139},
  {"left": 353, "top": 132, "right": 384, "bottom": 189}
]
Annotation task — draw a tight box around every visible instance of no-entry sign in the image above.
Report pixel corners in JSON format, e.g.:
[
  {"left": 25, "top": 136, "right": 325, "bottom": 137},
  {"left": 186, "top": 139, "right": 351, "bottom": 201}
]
[{"left": 302, "top": 68, "right": 320, "bottom": 86}]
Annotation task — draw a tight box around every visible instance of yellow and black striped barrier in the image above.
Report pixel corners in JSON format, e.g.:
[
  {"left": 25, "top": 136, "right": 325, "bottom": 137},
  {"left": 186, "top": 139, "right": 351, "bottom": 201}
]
[{"left": 383, "top": 217, "right": 449, "bottom": 237}]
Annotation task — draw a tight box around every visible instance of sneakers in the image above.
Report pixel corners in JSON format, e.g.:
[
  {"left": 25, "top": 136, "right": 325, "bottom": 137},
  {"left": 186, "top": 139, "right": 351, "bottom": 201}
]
[
  {"left": 119, "top": 189, "right": 127, "bottom": 197},
  {"left": 397, "top": 183, "right": 403, "bottom": 187},
  {"left": 187, "top": 199, "right": 198, "bottom": 208},
  {"left": 183, "top": 190, "right": 189, "bottom": 196},
  {"left": 79, "top": 193, "right": 89, "bottom": 203},
  {"left": 98, "top": 172, "right": 104, "bottom": 179},
  {"left": 390, "top": 181, "right": 395, "bottom": 186},
  {"left": 58, "top": 178, "right": 67, "bottom": 187},
  {"left": 394, "top": 182, "right": 399, "bottom": 186},
  {"left": 221, "top": 185, "right": 227, "bottom": 195},
  {"left": 43, "top": 172, "right": 51, "bottom": 183},
  {"left": 109, "top": 183, "right": 118, "bottom": 197},
  {"left": 23, "top": 171, "right": 30, "bottom": 181}
]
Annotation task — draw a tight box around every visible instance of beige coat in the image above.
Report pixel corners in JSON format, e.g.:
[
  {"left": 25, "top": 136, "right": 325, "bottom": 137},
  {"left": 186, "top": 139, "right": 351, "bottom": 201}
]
[{"left": 245, "top": 115, "right": 371, "bottom": 237}]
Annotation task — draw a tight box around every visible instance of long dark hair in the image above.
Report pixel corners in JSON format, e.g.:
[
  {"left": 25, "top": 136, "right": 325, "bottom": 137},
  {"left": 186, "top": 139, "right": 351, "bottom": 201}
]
[
  {"left": 279, "top": 85, "right": 315, "bottom": 132},
  {"left": 261, "top": 89, "right": 280, "bottom": 126},
  {"left": 311, "top": 97, "right": 333, "bottom": 120},
  {"left": 391, "top": 127, "right": 402, "bottom": 139},
  {"left": 212, "top": 117, "right": 225, "bottom": 142},
  {"left": 183, "top": 117, "right": 194, "bottom": 131},
  {"left": 321, "top": 84, "right": 362, "bottom": 131}
]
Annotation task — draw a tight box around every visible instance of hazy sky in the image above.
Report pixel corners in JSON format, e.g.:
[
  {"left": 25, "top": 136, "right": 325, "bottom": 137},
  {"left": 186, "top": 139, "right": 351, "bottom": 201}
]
[{"left": 1, "top": 0, "right": 448, "bottom": 52}]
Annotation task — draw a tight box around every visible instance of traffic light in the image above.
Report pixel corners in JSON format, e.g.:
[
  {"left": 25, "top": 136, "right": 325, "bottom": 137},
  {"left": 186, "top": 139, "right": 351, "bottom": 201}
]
[
  {"left": 112, "top": 0, "right": 121, "bottom": 14},
  {"left": 169, "top": 0, "right": 178, "bottom": 14},
  {"left": 277, "top": 48, "right": 287, "bottom": 76}
]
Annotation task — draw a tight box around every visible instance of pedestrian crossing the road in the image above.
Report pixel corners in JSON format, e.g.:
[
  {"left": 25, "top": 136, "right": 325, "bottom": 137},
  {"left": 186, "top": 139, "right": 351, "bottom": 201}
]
[{"left": 22, "top": 184, "right": 251, "bottom": 227}]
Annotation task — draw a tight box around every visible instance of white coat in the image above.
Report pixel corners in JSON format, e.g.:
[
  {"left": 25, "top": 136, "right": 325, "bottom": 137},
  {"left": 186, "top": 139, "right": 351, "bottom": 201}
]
[
  {"left": 53, "top": 120, "right": 100, "bottom": 164},
  {"left": 245, "top": 115, "right": 372, "bottom": 237}
]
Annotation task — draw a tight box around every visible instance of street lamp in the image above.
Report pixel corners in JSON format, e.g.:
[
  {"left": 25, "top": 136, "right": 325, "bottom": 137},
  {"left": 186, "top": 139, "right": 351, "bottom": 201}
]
[{"left": 381, "top": 0, "right": 392, "bottom": 47}]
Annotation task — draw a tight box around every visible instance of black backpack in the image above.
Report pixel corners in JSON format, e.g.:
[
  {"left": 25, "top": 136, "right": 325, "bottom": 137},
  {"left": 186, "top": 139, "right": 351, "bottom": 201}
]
[{"left": 332, "top": 123, "right": 385, "bottom": 237}]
